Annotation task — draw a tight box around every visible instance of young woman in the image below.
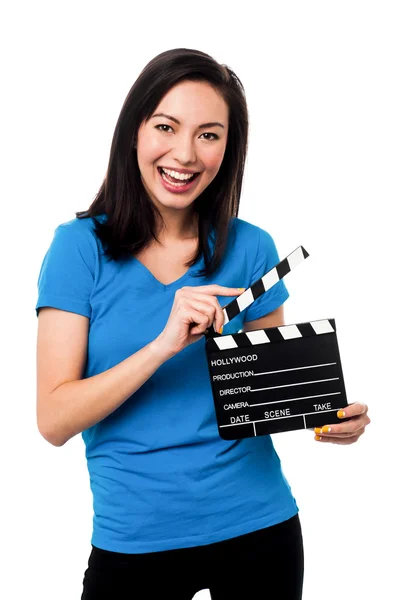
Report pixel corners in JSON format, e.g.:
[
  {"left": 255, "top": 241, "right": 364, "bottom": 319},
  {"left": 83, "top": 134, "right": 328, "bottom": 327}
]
[{"left": 35, "top": 48, "right": 370, "bottom": 600}]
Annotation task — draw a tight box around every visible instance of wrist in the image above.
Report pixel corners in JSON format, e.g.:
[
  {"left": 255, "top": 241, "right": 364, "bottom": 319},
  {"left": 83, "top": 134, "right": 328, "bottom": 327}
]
[{"left": 148, "top": 336, "right": 175, "bottom": 363}]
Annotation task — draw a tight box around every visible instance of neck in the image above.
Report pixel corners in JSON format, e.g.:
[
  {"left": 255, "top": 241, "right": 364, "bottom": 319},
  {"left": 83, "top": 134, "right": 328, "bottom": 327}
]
[{"left": 155, "top": 213, "right": 199, "bottom": 242}]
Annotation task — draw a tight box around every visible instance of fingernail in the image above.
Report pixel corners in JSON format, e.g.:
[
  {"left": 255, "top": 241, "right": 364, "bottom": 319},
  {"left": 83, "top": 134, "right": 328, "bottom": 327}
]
[
  {"left": 337, "top": 410, "right": 346, "bottom": 418},
  {"left": 321, "top": 426, "right": 332, "bottom": 433},
  {"left": 315, "top": 435, "right": 322, "bottom": 441},
  {"left": 219, "top": 326, "right": 223, "bottom": 334},
  {"left": 314, "top": 427, "right": 322, "bottom": 434},
  {"left": 237, "top": 288, "right": 245, "bottom": 291}
]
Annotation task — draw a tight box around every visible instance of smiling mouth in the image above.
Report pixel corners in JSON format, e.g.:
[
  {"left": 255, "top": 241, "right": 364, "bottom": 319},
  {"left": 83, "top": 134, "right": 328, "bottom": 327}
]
[{"left": 157, "top": 167, "right": 201, "bottom": 190}]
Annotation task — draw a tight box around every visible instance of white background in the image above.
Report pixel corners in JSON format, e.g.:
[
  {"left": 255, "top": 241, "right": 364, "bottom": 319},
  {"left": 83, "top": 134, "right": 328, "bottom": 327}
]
[{"left": 1, "top": 1, "right": 398, "bottom": 598}]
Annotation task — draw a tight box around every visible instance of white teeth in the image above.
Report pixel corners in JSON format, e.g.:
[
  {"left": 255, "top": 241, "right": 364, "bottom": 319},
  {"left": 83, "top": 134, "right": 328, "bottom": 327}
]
[
  {"left": 160, "top": 170, "right": 190, "bottom": 187},
  {"left": 161, "top": 167, "right": 196, "bottom": 181}
]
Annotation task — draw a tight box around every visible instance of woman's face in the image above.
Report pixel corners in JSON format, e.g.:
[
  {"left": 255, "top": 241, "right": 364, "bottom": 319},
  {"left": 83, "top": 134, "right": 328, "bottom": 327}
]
[{"left": 136, "top": 80, "right": 229, "bottom": 220}]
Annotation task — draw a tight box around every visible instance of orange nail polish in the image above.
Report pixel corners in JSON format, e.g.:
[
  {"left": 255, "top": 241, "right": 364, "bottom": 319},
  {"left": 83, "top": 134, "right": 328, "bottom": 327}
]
[
  {"left": 314, "top": 427, "right": 322, "bottom": 434},
  {"left": 337, "top": 410, "right": 346, "bottom": 418},
  {"left": 219, "top": 326, "right": 223, "bottom": 334},
  {"left": 315, "top": 435, "right": 322, "bottom": 441},
  {"left": 322, "top": 425, "right": 332, "bottom": 433}
]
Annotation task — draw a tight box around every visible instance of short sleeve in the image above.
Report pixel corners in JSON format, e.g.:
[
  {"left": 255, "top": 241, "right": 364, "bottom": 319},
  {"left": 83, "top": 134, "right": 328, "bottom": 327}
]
[
  {"left": 244, "top": 227, "right": 289, "bottom": 322},
  {"left": 35, "top": 223, "right": 96, "bottom": 319}
]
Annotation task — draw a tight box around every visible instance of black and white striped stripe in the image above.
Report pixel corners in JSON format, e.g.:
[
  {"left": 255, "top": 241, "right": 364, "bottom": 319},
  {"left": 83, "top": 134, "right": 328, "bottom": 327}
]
[
  {"left": 205, "top": 245, "right": 309, "bottom": 337},
  {"left": 206, "top": 318, "right": 336, "bottom": 352}
]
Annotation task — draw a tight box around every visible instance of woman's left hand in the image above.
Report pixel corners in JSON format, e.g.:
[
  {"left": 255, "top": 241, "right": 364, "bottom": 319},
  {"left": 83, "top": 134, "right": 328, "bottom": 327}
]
[{"left": 313, "top": 402, "right": 371, "bottom": 445}]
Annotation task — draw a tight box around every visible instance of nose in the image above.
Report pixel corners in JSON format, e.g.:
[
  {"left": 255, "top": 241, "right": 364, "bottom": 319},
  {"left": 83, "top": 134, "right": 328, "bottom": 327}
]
[{"left": 171, "top": 133, "right": 197, "bottom": 165}]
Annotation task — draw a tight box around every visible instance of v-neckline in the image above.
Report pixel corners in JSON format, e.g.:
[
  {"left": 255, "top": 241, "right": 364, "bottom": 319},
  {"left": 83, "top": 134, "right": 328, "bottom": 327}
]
[{"left": 133, "top": 254, "right": 204, "bottom": 292}]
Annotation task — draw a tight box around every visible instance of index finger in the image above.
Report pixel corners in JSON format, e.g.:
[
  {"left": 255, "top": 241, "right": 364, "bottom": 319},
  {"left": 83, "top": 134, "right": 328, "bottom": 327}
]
[{"left": 192, "top": 285, "right": 246, "bottom": 296}]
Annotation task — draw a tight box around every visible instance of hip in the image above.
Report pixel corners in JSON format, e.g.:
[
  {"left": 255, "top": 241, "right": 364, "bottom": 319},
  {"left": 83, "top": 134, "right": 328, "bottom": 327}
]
[{"left": 82, "top": 514, "right": 304, "bottom": 599}]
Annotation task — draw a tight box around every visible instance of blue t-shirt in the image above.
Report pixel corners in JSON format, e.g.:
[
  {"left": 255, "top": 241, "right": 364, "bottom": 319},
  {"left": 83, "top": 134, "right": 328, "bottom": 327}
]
[{"left": 35, "top": 214, "right": 298, "bottom": 553}]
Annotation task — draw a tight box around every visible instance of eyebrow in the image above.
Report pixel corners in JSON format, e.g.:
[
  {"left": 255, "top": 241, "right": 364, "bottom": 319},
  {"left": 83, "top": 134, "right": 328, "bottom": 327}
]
[{"left": 151, "top": 112, "right": 225, "bottom": 129}]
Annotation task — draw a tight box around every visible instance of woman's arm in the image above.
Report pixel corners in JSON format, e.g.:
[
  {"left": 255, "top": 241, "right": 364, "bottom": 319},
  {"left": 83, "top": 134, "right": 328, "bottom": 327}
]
[
  {"left": 36, "top": 307, "right": 172, "bottom": 447},
  {"left": 243, "top": 305, "right": 285, "bottom": 331}
]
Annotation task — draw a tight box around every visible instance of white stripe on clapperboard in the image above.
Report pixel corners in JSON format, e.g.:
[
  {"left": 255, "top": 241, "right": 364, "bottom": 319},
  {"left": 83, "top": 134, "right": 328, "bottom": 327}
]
[
  {"left": 250, "top": 391, "right": 342, "bottom": 408},
  {"left": 255, "top": 361, "right": 337, "bottom": 376},
  {"left": 251, "top": 377, "right": 339, "bottom": 392}
]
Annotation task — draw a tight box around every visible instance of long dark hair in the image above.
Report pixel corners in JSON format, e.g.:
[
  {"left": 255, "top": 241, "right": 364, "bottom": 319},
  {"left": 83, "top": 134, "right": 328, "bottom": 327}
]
[{"left": 76, "top": 48, "right": 249, "bottom": 278}]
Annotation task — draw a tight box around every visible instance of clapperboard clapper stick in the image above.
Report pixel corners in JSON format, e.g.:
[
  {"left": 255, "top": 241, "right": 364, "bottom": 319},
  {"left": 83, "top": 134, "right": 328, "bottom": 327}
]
[{"left": 204, "top": 246, "right": 349, "bottom": 439}]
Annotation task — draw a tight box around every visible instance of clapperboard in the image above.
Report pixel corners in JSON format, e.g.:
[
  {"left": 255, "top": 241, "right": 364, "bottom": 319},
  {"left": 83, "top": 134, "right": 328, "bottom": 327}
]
[{"left": 204, "top": 246, "right": 348, "bottom": 439}]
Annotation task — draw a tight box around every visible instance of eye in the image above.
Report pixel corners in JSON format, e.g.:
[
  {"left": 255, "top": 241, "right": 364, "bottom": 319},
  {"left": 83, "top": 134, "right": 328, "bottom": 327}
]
[
  {"left": 154, "top": 125, "right": 219, "bottom": 140},
  {"left": 155, "top": 124, "right": 173, "bottom": 133},
  {"left": 200, "top": 132, "right": 220, "bottom": 141}
]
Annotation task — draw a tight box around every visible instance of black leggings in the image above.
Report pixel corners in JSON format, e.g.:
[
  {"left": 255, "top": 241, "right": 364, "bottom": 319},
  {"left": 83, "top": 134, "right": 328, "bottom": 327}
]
[{"left": 81, "top": 513, "right": 304, "bottom": 599}]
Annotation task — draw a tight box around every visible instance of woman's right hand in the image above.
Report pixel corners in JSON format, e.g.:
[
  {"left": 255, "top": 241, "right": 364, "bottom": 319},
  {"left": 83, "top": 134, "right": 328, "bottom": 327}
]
[{"left": 153, "top": 284, "right": 245, "bottom": 358}]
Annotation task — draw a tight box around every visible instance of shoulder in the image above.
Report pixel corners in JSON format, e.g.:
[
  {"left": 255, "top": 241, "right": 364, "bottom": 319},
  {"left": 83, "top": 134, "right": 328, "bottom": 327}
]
[
  {"left": 46, "top": 215, "right": 104, "bottom": 273},
  {"left": 230, "top": 217, "right": 276, "bottom": 250},
  {"left": 56, "top": 214, "right": 101, "bottom": 238},
  {"left": 54, "top": 214, "right": 105, "bottom": 250}
]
